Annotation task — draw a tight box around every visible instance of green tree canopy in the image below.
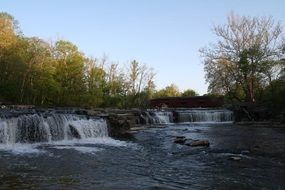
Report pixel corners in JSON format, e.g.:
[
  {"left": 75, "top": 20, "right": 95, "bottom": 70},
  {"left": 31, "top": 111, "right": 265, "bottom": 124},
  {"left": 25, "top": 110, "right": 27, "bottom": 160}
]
[
  {"left": 181, "top": 89, "right": 198, "bottom": 97},
  {"left": 0, "top": 12, "right": 20, "bottom": 50},
  {"left": 154, "top": 84, "right": 180, "bottom": 98},
  {"left": 53, "top": 40, "right": 86, "bottom": 106}
]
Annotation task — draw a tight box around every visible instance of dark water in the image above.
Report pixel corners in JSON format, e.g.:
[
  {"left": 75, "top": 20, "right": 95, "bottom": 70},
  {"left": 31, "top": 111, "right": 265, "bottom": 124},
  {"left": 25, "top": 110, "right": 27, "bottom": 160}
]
[{"left": 0, "top": 123, "right": 285, "bottom": 190}]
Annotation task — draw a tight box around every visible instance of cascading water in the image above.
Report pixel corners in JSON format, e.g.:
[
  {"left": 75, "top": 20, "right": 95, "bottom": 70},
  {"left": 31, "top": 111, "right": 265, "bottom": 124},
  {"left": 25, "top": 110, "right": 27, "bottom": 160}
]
[
  {"left": 140, "top": 111, "right": 173, "bottom": 124},
  {"left": 0, "top": 108, "right": 233, "bottom": 147},
  {"left": 140, "top": 109, "right": 233, "bottom": 124},
  {"left": 175, "top": 109, "right": 233, "bottom": 123},
  {"left": 152, "top": 111, "right": 173, "bottom": 124},
  {"left": 0, "top": 114, "right": 108, "bottom": 144}
]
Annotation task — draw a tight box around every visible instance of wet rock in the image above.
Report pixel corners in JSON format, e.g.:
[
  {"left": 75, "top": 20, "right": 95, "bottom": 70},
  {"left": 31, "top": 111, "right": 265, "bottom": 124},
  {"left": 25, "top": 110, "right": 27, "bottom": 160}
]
[
  {"left": 186, "top": 140, "right": 210, "bottom": 147},
  {"left": 86, "top": 109, "right": 103, "bottom": 116},
  {"left": 9, "top": 105, "right": 35, "bottom": 109},
  {"left": 174, "top": 137, "right": 210, "bottom": 147},
  {"left": 253, "top": 145, "right": 260, "bottom": 149},
  {"left": 172, "top": 111, "right": 179, "bottom": 123},
  {"left": 251, "top": 145, "right": 261, "bottom": 152},
  {"left": 174, "top": 136, "right": 187, "bottom": 144},
  {"left": 74, "top": 109, "right": 88, "bottom": 115},
  {"left": 69, "top": 125, "right": 81, "bottom": 139},
  {"left": 241, "top": 150, "right": 250, "bottom": 155},
  {"left": 107, "top": 114, "right": 131, "bottom": 137},
  {"left": 229, "top": 156, "right": 242, "bottom": 161}
]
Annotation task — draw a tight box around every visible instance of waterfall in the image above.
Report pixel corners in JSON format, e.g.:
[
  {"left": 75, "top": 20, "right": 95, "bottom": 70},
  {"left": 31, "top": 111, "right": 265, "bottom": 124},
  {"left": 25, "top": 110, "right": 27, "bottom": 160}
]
[
  {"left": 0, "top": 108, "right": 233, "bottom": 145},
  {"left": 152, "top": 111, "right": 173, "bottom": 124},
  {"left": 140, "top": 109, "right": 232, "bottom": 124},
  {"left": 140, "top": 111, "right": 173, "bottom": 124},
  {"left": 0, "top": 114, "right": 108, "bottom": 144},
  {"left": 176, "top": 109, "right": 233, "bottom": 123}
]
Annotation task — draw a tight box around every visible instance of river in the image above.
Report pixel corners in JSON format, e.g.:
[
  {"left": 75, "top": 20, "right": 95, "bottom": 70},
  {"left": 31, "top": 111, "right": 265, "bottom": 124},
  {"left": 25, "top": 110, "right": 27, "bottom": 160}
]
[{"left": 0, "top": 110, "right": 284, "bottom": 189}]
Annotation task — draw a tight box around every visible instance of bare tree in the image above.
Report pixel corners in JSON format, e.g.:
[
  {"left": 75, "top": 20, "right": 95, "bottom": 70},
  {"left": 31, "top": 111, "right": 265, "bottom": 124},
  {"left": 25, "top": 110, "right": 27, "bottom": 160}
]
[
  {"left": 200, "top": 12, "right": 284, "bottom": 102},
  {"left": 126, "top": 60, "right": 156, "bottom": 95}
]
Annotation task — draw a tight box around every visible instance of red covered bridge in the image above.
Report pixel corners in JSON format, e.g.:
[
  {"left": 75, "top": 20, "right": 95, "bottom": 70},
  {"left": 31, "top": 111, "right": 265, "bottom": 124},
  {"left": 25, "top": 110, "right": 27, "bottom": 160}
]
[{"left": 150, "top": 96, "right": 224, "bottom": 108}]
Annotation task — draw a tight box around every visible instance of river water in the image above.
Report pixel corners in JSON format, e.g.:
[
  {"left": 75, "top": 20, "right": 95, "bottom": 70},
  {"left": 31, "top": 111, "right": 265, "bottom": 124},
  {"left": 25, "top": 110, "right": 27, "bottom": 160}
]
[{"left": 0, "top": 110, "right": 284, "bottom": 189}]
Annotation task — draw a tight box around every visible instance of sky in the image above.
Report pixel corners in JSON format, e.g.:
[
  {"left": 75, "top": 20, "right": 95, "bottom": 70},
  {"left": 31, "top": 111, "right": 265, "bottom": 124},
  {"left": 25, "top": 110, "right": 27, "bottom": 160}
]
[{"left": 1, "top": 0, "right": 285, "bottom": 95}]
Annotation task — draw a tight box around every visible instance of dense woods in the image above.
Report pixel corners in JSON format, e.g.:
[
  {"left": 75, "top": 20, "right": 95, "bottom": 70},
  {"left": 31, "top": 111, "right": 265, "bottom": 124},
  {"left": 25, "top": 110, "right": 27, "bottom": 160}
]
[{"left": 0, "top": 12, "right": 197, "bottom": 108}]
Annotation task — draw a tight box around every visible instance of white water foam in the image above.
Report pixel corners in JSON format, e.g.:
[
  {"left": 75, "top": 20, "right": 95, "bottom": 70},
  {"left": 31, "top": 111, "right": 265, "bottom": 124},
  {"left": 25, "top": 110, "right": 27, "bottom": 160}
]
[
  {"left": 142, "top": 111, "right": 173, "bottom": 124},
  {"left": 47, "top": 137, "right": 136, "bottom": 154},
  {"left": 0, "top": 137, "right": 133, "bottom": 155},
  {"left": 0, "top": 143, "right": 45, "bottom": 154},
  {"left": 0, "top": 114, "right": 109, "bottom": 144},
  {"left": 47, "top": 137, "right": 131, "bottom": 147},
  {"left": 153, "top": 111, "right": 173, "bottom": 124},
  {"left": 51, "top": 145, "right": 102, "bottom": 154},
  {"left": 0, "top": 114, "right": 134, "bottom": 154}
]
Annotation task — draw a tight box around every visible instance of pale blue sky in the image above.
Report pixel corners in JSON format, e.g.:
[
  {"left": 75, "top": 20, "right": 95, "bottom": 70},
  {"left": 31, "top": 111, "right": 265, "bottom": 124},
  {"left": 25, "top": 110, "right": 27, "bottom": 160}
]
[{"left": 1, "top": 0, "right": 285, "bottom": 94}]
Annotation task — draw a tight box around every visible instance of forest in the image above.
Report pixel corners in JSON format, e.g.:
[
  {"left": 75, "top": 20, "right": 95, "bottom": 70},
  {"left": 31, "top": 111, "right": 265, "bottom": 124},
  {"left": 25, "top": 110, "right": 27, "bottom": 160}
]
[
  {"left": 0, "top": 12, "right": 196, "bottom": 108},
  {"left": 1, "top": 12, "right": 284, "bottom": 119}
]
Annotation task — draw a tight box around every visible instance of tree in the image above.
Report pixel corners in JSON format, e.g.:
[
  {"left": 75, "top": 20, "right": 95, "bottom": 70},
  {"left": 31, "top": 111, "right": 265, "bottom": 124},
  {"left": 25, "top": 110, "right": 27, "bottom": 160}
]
[
  {"left": 0, "top": 12, "right": 19, "bottom": 50},
  {"left": 0, "top": 39, "right": 26, "bottom": 103},
  {"left": 0, "top": 12, "right": 161, "bottom": 108},
  {"left": 17, "top": 37, "right": 57, "bottom": 104},
  {"left": 200, "top": 13, "right": 285, "bottom": 103},
  {"left": 154, "top": 84, "right": 180, "bottom": 98},
  {"left": 125, "top": 60, "right": 156, "bottom": 107},
  {"left": 128, "top": 60, "right": 140, "bottom": 95},
  {"left": 98, "top": 62, "right": 127, "bottom": 108},
  {"left": 84, "top": 57, "right": 106, "bottom": 107},
  {"left": 144, "top": 67, "right": 156, "bottom": 98},
  {"left": 53, "top": 40, "right": 86, "bottom": 106},
  {"left": 181, "top": 89, "right": 198, "bottom": 97},
  {"left": 0, "top": 12, "right": 22, "bottom": 102}
]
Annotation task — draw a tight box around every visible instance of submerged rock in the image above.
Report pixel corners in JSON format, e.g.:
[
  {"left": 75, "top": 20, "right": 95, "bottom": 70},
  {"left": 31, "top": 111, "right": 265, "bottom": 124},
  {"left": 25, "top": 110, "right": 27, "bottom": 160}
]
[
  {"left": 186, "top": 140, "right": 210, "bottom": 147},
  {"left": 174, "top": 136, "right": 210, "bottom": 147},
  {"left": 229, "top": 156, "right": 242, "bottom": 161}
]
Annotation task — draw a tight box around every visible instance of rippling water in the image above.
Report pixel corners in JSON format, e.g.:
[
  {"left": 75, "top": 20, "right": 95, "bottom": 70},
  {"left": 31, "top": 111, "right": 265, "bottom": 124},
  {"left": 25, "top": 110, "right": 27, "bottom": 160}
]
[{"left": 0, "top": 123, "right": 285, "bottom": 189}]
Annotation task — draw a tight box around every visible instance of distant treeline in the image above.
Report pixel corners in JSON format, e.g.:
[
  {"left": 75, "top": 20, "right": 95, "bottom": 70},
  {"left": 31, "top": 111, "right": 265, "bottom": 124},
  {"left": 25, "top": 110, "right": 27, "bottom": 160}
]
[{"left": 0, "top": 12, "right": 197, "bottom": 108}]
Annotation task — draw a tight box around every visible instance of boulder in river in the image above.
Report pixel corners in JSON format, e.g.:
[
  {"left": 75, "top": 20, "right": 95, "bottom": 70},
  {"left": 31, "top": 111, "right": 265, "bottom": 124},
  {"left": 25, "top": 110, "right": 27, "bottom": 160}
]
[{"left": 174, "top": 136, "right": 187, "bottom": 144}]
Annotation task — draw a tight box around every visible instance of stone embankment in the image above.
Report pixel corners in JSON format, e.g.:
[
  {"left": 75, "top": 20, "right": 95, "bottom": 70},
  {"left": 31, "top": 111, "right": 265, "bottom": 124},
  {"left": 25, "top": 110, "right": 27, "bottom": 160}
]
[{"left": 86, "top": 108, "right": 165, "bottom": 137}]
